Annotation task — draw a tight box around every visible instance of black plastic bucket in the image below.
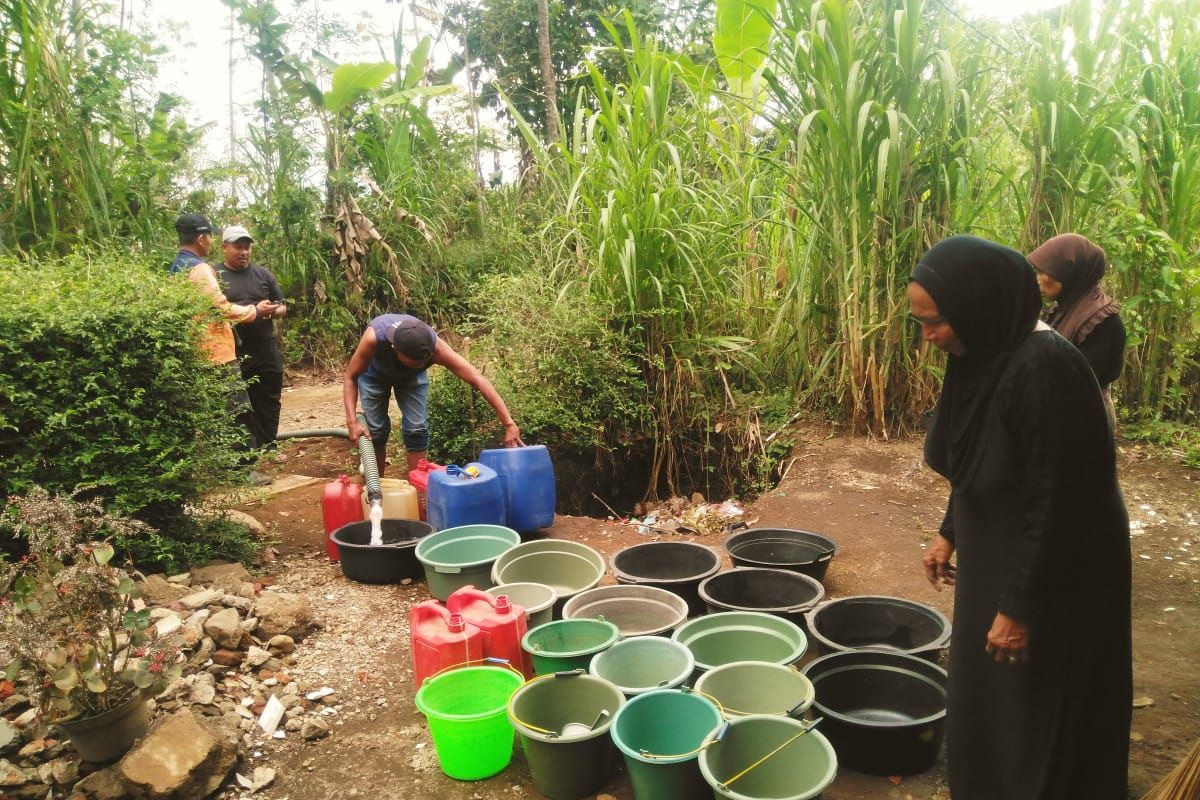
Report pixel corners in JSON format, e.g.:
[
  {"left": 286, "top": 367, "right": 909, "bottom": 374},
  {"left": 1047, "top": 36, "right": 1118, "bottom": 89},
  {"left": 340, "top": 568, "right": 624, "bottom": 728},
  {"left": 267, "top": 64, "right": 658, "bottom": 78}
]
[
  {"left": 801, "top": 650, "right": 948, "bottom": 775},
  {"left": 804, "top": 595, "right": 951, "bottom": 661},
  {"left": 723, "top": 528, "right": 838, "bottom": 583},
  {"left": 331, "top": 519, "right": 433, "bottom": 584},
  {"left": 698, "top": 567, "right": 825, "bottom": 626},
  {"left": 611, "top": 542, "right": 721, "bottom": 617}
]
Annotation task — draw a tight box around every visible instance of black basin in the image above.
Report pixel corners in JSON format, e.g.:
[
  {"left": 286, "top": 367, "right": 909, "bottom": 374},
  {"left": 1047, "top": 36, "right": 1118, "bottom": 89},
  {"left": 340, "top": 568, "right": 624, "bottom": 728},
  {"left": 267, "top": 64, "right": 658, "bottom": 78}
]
[
  {"left": 804, "top": 595, "right": 951, "bottom": 660},
  {"left": 331, "top": 519, "right": 433, "bottom": 584},
  {"left": 802, "top": 650, "right": 948, "bottom": 775},
  {"left": 698, "top": 567, "right": 825, "bottom": 626},
  {"left": 723, "top": 528, "right": 838, "bottom": 582},
  {"left": 610, "top": 541, "right": 721, "bottom": 617}
]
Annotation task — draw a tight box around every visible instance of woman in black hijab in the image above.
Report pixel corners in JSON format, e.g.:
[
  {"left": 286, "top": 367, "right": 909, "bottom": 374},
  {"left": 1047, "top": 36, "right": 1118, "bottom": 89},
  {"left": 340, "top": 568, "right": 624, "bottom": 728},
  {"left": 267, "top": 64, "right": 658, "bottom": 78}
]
[
  {"left": 908, "top": 235, "right": 1132, "bottom": 799},
  {"left": 1028, "top": 233, "right": 1126, "bottom": 428}
]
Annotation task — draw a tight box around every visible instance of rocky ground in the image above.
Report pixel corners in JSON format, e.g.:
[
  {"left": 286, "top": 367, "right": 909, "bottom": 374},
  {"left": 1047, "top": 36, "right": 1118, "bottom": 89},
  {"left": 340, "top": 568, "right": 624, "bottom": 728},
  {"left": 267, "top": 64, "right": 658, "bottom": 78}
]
[{"left": 1, "top": 377, "right": 1195, "bottom": 800}]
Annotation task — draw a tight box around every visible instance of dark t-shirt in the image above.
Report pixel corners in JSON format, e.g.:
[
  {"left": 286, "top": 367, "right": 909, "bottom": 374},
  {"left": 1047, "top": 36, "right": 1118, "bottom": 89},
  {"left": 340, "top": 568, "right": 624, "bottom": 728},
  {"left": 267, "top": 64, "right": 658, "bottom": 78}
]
[{"left": 215, "top": 262, "right": 285, "bottom": 372}]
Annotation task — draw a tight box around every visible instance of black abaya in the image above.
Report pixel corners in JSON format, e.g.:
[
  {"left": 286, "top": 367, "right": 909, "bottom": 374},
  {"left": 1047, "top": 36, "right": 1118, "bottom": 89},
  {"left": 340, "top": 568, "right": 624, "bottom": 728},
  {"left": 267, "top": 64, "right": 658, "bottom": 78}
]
[
  {"left": 912, "top": 236, "right": 1132, "bottom": 798},
  {"left": 942, "top": 329, "right": 1131, "bottom": 799}
]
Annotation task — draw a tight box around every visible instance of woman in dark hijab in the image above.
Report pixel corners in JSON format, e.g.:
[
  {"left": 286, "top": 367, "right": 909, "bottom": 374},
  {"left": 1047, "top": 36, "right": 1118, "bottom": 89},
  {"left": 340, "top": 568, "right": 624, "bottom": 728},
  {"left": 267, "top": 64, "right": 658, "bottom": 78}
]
[
  {"left": 909, "top": 235, "right": 1131, "bottom": 800},
  {"left": 1028, "top": 233, "right": 1126, "bottom": 427}
]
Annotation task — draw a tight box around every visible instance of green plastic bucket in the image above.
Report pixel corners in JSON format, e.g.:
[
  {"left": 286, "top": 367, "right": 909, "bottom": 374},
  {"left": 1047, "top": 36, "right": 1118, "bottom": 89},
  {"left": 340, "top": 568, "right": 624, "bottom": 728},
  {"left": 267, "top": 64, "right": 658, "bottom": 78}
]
[
  {"left": 415, "top": 524, "right": 520, "bottom": 601},
  {"left": 698, "top": 715, "right": 837, "bottom": 800},
  {"left": 487, "top": 582, "right": 558, "bottom": 630},
  {"left": 611, "top": 689, "right": 722, "bottom": 800},
  {"left": 672, "top": 611, "right": 808, "bottom": 681},
  {"left": 693, "top": 661, "right": 815, "bottom": 718},
  {"left": 414, "top": 665, "right": 525, "bottom": 780},
  {"left": 508, "top": 671, "right": 625, "bottom": 800},
  {"left": 490, "top": 540, "right": 606, "bottom": 618},
  {"left": 588, "top": 637, "right": 694, "bottom": 697},
  {"left": 522, "top": 618, "right": 620, "bottom": 675}
]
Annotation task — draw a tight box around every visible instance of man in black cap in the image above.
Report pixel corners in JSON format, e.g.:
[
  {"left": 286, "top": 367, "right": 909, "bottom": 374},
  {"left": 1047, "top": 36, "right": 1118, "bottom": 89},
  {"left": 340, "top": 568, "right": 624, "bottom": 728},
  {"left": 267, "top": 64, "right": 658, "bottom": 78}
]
[
  {"left": 344, "top": 314, "right": 524, "bottom": 475},
  {"left": 216, "top": 224, "right": 288, "bottom": 446},
  {"left": 170, "top": 212, "right": 214, "bottom": 274}
]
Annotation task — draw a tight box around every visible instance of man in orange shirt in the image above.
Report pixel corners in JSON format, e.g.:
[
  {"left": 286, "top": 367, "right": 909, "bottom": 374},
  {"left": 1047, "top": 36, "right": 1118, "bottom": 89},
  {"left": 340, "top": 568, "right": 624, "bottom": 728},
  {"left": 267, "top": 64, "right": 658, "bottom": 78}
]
[{"left": 174, "top": 213, "right": 278, "bottom": 478}]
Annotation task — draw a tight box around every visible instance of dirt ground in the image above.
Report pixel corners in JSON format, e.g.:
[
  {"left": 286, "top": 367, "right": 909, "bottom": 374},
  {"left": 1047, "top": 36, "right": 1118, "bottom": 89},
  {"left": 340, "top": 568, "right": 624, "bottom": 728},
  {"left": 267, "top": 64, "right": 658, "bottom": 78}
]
[{"left": 226, "top": 379, "right": 1199, "bottom": 800}]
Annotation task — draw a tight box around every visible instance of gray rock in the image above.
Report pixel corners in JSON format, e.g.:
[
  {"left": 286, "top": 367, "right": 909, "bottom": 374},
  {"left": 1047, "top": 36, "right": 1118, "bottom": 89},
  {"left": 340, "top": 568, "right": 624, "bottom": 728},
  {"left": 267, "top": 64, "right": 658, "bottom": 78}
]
[
  {"left": 188, "top": 684, "right": 216, "bottom": 706},
  {"left": 0, "top": 758, "right": 35, "bottom": 786},
  {"left": 166, "top": 573, "right": 191, "bottom": 585},
  {"left": 0, "top": 694, "right": 31, "bottom": 716},
  {"left": 178, "top": 589, "right": 222, "bottom": 611},
  {"left": 300, "top": 719, "right": 329, "bottom": 741},
  {"left": 239, "top": 617, "right": 259, "bottom": 634},
  {"left": 220, "top": 595, "right": 253, "bottom": 612},
  {"left": 0, "top": 719, "right": 19, "bottom": 752},
  {"left": 139, "top": 575, "right": 190, "bottom": 606},
  {"left": 153, "top": 615, "right": 182, "bottom": 639},
  {"left": 266, "top": 635, "right": 295, "bottom": 654},
  {"left": 185, "top": 638, "right": 214, "bottom": 671},
  {"left": 202, "top": 608, "right": 242, "bottom": 649},
  {"left": 49, "top": 756, "right": 79, "bottom": 785},
  {"left": 118, "top": 711, "right": 236, "bottom": 800},
  {"left": 245, "top": 647, "right": 271, "bottom": 668},
  {"left": 189, "top": 562, "right": 253, "bottom": 587},
  {"left": 253, "top": 593, "right": 314, "bottom": 640},
  {"left": 263, "top": 657, "right": 284, "bottom": 672},
  {"left": 236, "top": 582, "right": 257, "bottom": 600},
  {"left": 73, "top": 765, "right": 127, "bottom": 799},
  {"left": 283, "top": 718, "right": 303, "bottom": 733}
]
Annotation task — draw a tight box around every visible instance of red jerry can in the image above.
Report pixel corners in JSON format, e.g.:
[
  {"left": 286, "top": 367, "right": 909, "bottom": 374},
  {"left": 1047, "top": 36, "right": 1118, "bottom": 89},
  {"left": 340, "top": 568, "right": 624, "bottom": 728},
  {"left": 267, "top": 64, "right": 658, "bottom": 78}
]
[
  {"left": 447, "top": 585, "right": 531, "bottom": 677},
  {"left": 409, "top": 601, "right": 483, "bottom": 688},
  {"left": 407, "top": 459, "right": 445, "bottom": 521},
  {"left": 321, "top": 475, "right": 363, "bottom": 562}
]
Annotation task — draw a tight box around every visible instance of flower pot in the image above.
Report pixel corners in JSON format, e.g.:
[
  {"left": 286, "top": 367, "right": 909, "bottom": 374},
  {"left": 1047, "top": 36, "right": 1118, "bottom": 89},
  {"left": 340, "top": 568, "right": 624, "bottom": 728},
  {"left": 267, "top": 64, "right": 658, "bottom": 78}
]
[{"left": 55, "top": 692, "right": 150, "bottom": 763}]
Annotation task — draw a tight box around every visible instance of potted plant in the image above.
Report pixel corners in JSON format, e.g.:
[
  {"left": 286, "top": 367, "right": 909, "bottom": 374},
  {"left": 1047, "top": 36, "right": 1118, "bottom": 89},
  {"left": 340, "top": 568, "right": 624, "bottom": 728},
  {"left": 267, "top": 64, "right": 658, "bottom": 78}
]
[{"left": 1, "top": 488, "right": 182, "bottom": 763}]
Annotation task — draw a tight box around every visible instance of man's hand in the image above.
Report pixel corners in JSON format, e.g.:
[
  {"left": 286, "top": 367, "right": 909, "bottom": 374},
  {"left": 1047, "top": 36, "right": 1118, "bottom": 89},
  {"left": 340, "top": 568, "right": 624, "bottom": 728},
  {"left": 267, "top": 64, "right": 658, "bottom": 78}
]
[
  {"left": 255, "top": 299, "right": 278, "bottom": 317},
  {"left": 348, "top": 420, "right": 369, "bottom": 442},
  {"left": 922, "top": 534, "right": 956, "bottom": 591},
  {"left": 502, "top": 422, "right": 525, "bottom": 448}
]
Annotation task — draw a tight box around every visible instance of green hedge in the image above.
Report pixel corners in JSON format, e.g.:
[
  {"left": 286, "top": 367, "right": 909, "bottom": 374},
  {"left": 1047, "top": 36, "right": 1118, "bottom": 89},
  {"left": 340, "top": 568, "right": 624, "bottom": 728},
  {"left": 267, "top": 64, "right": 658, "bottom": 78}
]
[{"left": 0, "top": 254, "right": 256, "bottom": 569}]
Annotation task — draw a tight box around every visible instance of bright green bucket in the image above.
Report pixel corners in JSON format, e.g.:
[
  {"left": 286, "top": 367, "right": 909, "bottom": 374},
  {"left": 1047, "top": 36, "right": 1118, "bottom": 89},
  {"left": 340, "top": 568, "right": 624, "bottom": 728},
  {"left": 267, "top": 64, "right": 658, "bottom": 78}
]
[
  {"left": 414, "top": 665, "right": 525, "bottom": 780},
  {"left": 522, "top": 618, "right": 620, "bottom": 675},
  {"left": 611, "top": 689, "right": 722, "bottom": 800}
]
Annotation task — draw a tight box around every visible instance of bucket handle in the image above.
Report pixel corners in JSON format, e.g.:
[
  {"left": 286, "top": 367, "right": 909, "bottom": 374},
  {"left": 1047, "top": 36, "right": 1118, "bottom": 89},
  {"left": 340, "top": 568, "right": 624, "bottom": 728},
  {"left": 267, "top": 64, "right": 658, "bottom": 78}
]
[
  {"left": 507, "top": 670, "right": 593, "bottom": 739},
  {"left": 637, "top": 720, "right": 730, "bottom": 761},
  {"left": 717, "top": 717, "right": 825, "bottom": 791},
  {"left": 433, "top": 565, "right": 462, "bottom": 574},
  {"left": 816, "top": 547, "right": 835, "bottom": 562}
]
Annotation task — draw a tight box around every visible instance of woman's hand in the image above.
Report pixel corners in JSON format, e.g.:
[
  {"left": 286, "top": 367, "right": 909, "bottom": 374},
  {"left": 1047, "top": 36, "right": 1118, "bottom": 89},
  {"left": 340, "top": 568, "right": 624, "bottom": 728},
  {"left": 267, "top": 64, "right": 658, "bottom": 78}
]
[
  {"left": 985, "top": 612, "right": 1030, "bottom": 665},
  {"left": 923, "top": 534, "right": 956, "bottom": 591}
]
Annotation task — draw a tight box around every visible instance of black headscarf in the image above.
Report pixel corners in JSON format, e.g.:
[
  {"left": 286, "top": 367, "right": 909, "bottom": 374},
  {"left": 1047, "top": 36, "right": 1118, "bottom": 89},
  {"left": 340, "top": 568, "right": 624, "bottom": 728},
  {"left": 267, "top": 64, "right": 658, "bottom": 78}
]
[{"left": 911, "top": 235, "right": 1043, "bottom": 486}]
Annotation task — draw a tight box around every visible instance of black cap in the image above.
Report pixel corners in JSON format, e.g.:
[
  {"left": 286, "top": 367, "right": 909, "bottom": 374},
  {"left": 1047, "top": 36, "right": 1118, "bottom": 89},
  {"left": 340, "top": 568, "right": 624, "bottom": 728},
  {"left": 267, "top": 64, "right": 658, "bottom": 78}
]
[
  {"left": 392, "top": 318, "right": 435, "bottom": 362},
  {"left": 174, "top": 212, "right": 212, "bottom": 236}
]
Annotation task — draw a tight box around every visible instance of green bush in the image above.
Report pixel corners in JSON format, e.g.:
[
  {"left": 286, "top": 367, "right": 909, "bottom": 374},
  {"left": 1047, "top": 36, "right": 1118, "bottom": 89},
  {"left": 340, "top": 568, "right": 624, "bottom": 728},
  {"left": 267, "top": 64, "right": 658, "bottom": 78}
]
[
  {"left": 0, "top": 254, "right": 257, "bottom": 570},
  {"left": 428, "top": 271, "right": 649, "bottom": 465}
]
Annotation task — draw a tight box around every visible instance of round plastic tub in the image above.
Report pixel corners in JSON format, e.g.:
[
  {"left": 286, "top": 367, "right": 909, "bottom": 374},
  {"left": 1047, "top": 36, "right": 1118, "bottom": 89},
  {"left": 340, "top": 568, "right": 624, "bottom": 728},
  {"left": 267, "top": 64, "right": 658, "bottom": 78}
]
[
  {"left": 414, "top": 524, "right": 520, "bottom": 601},
  {"left": 562, "top": 584, "right": 688, "bottom": 637}
]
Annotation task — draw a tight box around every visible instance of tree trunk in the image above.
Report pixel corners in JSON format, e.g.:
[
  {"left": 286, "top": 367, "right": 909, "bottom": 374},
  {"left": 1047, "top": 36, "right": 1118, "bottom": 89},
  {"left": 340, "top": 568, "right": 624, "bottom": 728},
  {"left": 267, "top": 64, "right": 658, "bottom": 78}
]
[{"left": 536, "top": 0, "right": 559, "bottom": 143}]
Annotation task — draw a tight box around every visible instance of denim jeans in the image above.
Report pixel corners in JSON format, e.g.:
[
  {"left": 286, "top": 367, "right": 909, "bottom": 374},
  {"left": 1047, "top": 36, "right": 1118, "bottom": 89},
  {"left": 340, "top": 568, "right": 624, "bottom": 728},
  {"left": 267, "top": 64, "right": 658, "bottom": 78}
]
[{"left": 357, "top": 370, "right": 430, "bottom": 452}]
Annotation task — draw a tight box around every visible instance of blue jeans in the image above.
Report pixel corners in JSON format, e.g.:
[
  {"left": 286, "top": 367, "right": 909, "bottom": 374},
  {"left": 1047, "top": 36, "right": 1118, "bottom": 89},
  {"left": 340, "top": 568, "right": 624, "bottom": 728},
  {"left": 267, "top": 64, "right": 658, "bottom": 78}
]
[{"left": 357, "top": 370, "right": 430, "bottom": 452}]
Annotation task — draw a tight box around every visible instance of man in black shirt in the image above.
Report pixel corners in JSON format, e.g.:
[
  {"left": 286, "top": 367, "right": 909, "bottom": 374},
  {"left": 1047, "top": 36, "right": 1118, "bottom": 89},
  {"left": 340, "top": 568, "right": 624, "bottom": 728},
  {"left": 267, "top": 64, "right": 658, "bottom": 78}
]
[{"left": 217, "top": 225, "right": 287, "bottom": 446}]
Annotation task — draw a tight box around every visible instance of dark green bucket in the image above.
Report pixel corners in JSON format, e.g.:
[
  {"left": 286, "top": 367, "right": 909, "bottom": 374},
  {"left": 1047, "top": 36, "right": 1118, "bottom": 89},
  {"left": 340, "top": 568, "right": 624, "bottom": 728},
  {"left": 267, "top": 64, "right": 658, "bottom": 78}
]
[
  {"left": 698, "top": 715, "right": 837, "bottom": 800},
  {"left": 508, "top": 671, "right": 626, "bottom": 800},
  {"left": 610, "top": 689, "right": 722, "bottom": 800},
  {"left": 522, "top": 618, "right": 620, "bottom": 675}
]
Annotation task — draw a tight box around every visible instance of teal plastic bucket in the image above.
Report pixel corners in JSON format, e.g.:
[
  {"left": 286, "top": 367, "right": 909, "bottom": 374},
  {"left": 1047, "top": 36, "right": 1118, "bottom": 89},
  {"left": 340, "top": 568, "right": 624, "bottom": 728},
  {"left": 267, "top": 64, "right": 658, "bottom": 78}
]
[
  {"left": 522, "top": 618, "right": 620, "bottom": 675},
  {"left": 693, "top": 661, "right": 815, "bottom": 718},
  {"left": 588, "top": 637, "right": 694, "bottom": 697},
  {"left": 508, "top": 671, "right": 626, "bottom": 800},
  {"left": 698, "top": 714, "right": 837, "bottom": 800},
  {"left": 672, "top": 611, "right": 808, "bottom": 680},
  {"left": 414, "top": 665, "right": 525, "bottom": 780},
  {"left": 415, "top": 524, "right": 520, "bottom": 601},
  {"left": 610, "top": 689, "right": 722, "bottom": 800}
]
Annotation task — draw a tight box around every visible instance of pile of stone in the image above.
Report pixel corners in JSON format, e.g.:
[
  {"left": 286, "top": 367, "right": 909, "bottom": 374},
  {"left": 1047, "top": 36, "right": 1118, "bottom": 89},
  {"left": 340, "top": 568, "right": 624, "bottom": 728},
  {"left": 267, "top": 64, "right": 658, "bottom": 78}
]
[{"left": 0, "top": 562, "right": 333, "bottom": 800}]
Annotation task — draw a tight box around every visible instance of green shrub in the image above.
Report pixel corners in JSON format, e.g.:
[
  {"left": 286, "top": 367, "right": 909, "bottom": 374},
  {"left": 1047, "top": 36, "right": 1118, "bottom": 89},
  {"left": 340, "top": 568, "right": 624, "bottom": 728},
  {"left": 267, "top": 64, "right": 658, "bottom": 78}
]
[
  {"left": 428, "top": 271, "right": 649, "bottom": 465},
  {"left": 0, "top": 254, "right": 257, "bottom": 570}
]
